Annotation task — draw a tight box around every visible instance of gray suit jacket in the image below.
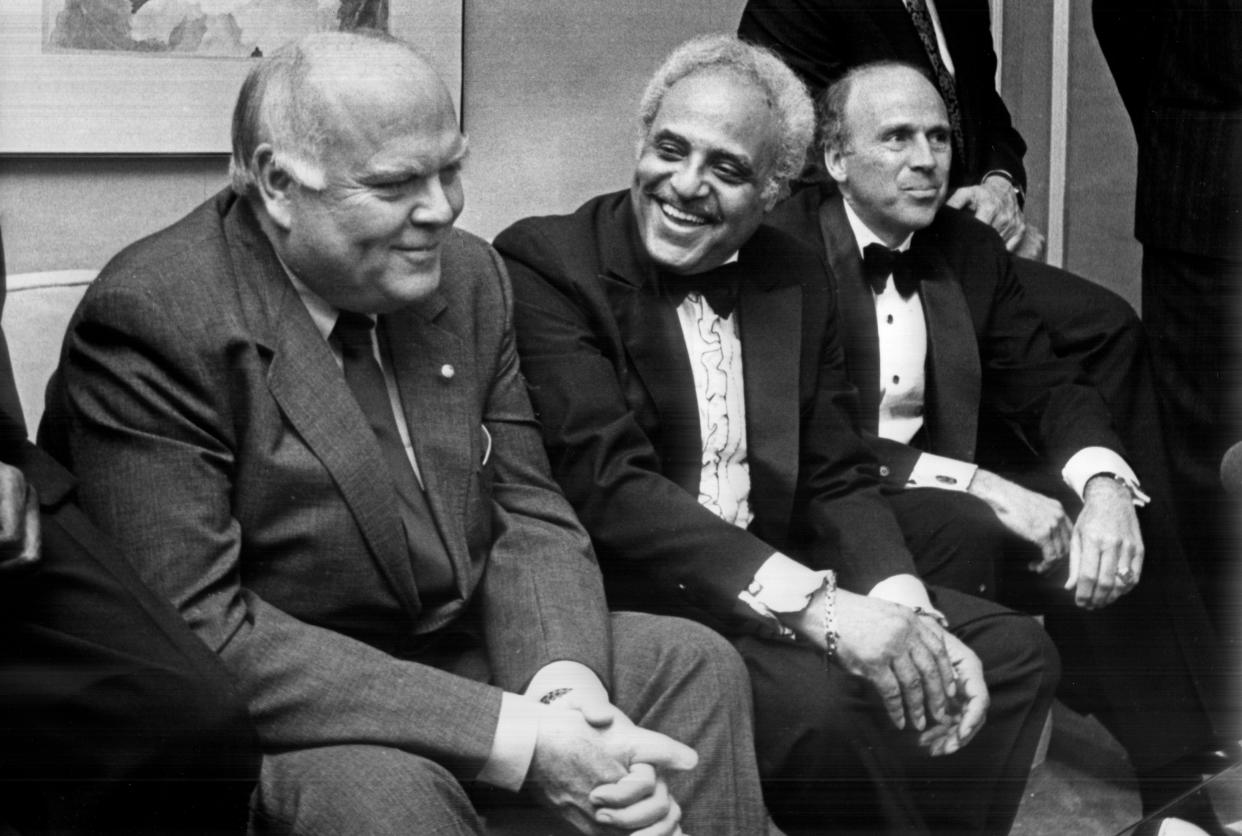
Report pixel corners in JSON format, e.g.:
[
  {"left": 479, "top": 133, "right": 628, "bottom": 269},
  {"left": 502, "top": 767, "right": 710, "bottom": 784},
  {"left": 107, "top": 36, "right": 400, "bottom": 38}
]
[{"left": 42, "top": 190, "right": 610, "bottom": 775}]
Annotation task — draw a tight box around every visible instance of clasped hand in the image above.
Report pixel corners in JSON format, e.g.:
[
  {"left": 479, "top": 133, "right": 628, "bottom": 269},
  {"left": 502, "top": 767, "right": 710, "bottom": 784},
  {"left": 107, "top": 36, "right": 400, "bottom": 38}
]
[
  {"left": 527, "top": 692, "right": 697, "bottom": 836},
  {"left": 832, "top": 590, "right": 988, "bottom": 756},
  {"left": 0, "top": 461, "right": 39, "bottom": 574}
]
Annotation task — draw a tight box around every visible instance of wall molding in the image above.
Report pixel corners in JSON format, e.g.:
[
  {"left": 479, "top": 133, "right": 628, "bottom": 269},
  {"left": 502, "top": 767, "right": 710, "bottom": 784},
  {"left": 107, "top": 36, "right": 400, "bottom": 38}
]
[{"left": 1046, "top": 0, "right": 1070, "bottom": 267}]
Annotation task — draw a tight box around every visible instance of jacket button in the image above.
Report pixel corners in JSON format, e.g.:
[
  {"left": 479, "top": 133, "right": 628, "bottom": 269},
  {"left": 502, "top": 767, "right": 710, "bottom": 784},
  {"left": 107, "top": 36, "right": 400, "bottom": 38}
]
[
  {"left": 879, "top": 466, "right": 891, "bottom": 477},
  {"left": 440, "top": 364, "right": 455, "bottom": 379}
]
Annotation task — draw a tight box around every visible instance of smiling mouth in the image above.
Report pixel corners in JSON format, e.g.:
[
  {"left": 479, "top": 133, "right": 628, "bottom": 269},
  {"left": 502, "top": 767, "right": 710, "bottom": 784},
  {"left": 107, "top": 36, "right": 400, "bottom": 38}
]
[{"left": 655, "top": 197, "right": 716, "bottom": 227}]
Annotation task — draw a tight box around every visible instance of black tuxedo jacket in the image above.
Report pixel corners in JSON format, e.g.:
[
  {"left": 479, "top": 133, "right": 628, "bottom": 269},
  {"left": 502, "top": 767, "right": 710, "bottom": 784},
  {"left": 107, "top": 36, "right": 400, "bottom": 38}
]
[
  {"left": 766, "top": 188, "right": 1125, "bottom": 484},
  {"left": 496, "top": 190, "right": 915, "bottom": 628},
  {"left": 739, "top": 0, "right": 1027, "bottom": 191}
]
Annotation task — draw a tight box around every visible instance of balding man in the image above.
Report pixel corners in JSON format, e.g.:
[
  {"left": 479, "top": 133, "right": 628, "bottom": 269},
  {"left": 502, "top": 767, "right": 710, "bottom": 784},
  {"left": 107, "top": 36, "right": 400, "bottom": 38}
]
[
  {"left": 499, "top": 35, "right": 1057, "bottom": 835},
  {"left": 765, "top": 60, "right": 1232, "bottom": 830},
  {"left": 42, "top": 31, "right": 770, "bottom": 835}
]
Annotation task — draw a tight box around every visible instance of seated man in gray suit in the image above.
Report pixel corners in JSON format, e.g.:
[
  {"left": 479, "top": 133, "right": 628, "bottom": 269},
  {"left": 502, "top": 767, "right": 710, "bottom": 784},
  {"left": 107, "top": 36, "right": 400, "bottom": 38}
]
[
  {"left": 41, "top": 30, "right": 770, "bottom": 835},
  {"left": 498, "top": 34, "right": 1058, "bottom": 836},
  {"left": 764, "top": 59, "right": 1231, "bottom": 830}
]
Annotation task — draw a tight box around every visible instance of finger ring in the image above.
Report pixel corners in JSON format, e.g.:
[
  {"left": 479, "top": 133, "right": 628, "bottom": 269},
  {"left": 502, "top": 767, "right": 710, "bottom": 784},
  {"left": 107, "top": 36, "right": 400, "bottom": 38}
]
[{"left": 1117, "top": 567, "right": 1134, "bottom": 582}]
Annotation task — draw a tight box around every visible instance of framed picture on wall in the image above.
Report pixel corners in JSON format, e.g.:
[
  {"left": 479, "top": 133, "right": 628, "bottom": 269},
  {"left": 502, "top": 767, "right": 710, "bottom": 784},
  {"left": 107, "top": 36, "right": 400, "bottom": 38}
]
[{"left": 0, "top": 0, "right": 463, "bottom": 154}]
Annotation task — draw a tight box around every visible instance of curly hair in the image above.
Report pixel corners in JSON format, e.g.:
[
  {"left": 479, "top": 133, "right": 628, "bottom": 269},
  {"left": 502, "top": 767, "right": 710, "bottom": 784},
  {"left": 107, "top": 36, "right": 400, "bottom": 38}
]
[{"left": 637, "top": 34, "right": 814, "bottom": 202}]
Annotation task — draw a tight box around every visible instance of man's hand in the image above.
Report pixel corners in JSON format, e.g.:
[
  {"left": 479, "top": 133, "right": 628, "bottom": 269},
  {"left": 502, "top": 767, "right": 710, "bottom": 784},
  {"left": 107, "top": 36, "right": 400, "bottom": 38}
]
[
  {"left": 1013, "top": 223, "right": 1047, "bottom": 260},
  {"left": 831, "top": 590, "right": 961, "bottom": 734},
  {"left": 968, "top": 468, "right": 1072, "bottom": 573},
  {"left": 1065, "top": 476, "right": 1145, "bottom": 609},
  {"left": 0, "top": 462, "right": 39, "bottom": 574},
  {"left": 946, "top": 175, "right": 1026, "bottom": 251},
  {"left": 527, "top": 697, "right": 697, "bottom": 835},
  {"left": 916, "top": 631, "right": 990, "bottom": 757}
]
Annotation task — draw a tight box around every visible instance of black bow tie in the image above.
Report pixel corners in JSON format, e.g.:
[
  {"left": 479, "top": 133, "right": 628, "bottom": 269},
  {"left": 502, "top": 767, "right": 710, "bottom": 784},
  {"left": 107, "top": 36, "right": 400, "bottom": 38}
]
[
  {"left": 862, "top": 243, "right": 919, "bottom": 298},
  {"left": 660, "top": 261, "right": 742, "bottom": 318}
]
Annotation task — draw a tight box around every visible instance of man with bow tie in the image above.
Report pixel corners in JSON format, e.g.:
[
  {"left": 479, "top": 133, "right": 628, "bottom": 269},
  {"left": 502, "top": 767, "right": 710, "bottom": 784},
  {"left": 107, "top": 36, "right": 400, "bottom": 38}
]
[
  {"left": 765, "top": 59, "right": 1233, "bottom": 829},
  {"left": 498, "top": 35, "right": 1059, "bottom": 834}
]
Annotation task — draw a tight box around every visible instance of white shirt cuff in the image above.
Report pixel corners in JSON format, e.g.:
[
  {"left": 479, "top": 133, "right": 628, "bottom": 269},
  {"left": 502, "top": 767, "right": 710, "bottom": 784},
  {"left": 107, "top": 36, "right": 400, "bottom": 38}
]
[
  {"left": 1061, "top": 447, "right": 1149, "bottom": 505},
  {"left": 476, "top": 692, "right": 540, "bottom": 791},
  {"left": 739, "top": 553, "right": 834, "bottom": 639},
  {"left": 868, "top": 573, "right": 934, "bottom": 611},
  {"left": 524, "top": 660, "right": 611, "bottom": 706},
  {"left": 907, "top": 452, "right": 978, "bottom": 491},
  {"left": 477, "top": 661, "right": 610, "bottom": 791}
]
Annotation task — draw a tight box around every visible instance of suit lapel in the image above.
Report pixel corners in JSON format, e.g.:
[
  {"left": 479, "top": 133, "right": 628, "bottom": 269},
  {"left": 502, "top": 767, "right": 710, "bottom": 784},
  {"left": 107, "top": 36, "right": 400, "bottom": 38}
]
[
  {"left": 381, "top": 297, "right": 475, "bottom": 599},
  {"left": 226, "top": 202, "right": 421, "bottom": 614},
  {"left": 737, "top": 228, "right": 801, "bottom": 536},
  {"left": 262, "top": 278, "right": 422, "bottom": 612},
  {"left": 819, "top": 195, "right": 882, "bottom": 434},
  {"left": 910, "top": 236, "right": 981, "bottom": 461},
  {"left": 598, "top": 200, "right": 702, "bottom": 495}
]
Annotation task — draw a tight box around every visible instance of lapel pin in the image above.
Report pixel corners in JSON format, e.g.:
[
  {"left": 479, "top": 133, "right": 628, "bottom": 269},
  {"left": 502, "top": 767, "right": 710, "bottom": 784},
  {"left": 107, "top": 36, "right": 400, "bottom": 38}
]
[{"left": 439, "top": 364, "right": 455, "bottom": 380}]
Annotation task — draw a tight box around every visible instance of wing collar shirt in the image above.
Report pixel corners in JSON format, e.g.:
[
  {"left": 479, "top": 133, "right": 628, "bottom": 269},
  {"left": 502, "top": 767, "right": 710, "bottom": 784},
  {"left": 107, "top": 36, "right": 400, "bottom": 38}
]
[
  {"left": 671, "top": 253, "right": 935, "bottom": 633},
  {"left": 285, "top": 269, "right": 608, "bottom": 792}
]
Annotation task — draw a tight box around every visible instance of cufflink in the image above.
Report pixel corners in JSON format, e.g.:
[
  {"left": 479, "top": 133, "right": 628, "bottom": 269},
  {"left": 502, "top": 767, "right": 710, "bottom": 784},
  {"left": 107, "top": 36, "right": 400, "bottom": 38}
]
[{"left": 935, "top": 474, "right": 958, "bottom": 485}]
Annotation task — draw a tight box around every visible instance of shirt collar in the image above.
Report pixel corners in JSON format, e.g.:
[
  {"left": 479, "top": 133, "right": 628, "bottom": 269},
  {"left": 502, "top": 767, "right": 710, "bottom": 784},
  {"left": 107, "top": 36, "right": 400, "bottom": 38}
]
[
  {"left": 841, "top": 198, "right": 914, "bottom": 258},
  {"left": 280, "top": 264, "right": 372, "bottom": 343}
]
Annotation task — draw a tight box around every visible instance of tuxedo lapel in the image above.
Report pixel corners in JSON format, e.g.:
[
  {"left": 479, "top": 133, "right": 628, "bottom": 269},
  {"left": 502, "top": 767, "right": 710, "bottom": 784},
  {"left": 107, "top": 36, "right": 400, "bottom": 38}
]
[
  {"left": 598, "top": 202, "right": 702, "bottom": 495},
  {"left": 737, "top": 230, "right": 801, "bottom": 536},
  {"left": 910, "top": 240, "right": 981, "bottom": 462},
  {"left": 819, "top": 195, "right": 882, "bottom": 434},
  {"left": 259, "top": 273, "right": 422, "bottom": 614},
  {"left": 381, "top": 296, "right": 475, "bottom": 601}
]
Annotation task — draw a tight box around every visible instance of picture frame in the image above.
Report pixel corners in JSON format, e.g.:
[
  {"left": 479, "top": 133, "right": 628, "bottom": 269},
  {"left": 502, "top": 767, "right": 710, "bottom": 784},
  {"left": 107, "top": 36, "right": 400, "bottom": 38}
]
[{"left": 0, "top": 1, "right": 463, "bottom": 155}]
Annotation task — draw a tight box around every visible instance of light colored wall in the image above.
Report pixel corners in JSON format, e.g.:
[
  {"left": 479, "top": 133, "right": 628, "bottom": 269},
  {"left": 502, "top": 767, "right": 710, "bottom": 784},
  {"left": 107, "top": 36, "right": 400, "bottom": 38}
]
[
  {"left": 1000, "top": 1, "right": 1142, "bottom": 308},
  {"left": 0, "top": 1, "right": 1141, "bottom": 307},
  {"left": 1063, "top": 1, "right": 1142, "bottom": 305},
  {"left": 0, "top": 1, "right": 746, "bottom": 274}
]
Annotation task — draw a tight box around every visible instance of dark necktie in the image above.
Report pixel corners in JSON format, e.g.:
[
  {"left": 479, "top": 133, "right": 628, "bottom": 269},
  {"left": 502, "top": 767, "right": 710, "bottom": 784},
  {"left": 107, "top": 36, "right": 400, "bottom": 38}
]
[
  {"left": 862, "top": 243, "right": 919, "bottom": 298},
  {"left": 905, "top": 0, "right": 967, "bottom": 166},
  {"left": 660, "top": 261, "right": 742, "bottom": 318},
  {"left": 332, "top": 312, "right": 455, "bottom": 605}
]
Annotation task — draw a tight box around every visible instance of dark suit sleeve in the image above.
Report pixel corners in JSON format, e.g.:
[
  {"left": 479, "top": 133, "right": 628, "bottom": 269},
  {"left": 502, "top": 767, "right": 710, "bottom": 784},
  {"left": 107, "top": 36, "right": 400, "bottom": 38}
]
[
  {"left": 498, "top": 223, "right": 776, "bottom": 627},
  {"left": 939, "top": 0, "right": 1028, "bottom": 189},
  {"left": 53, "top": 279, "right": 505, "bottom": 776},
  {"left": 475, "top": 246, "right": 614, "bottom": 693},
  {"left": 965, "top": 226, "right": 1125, "bottom": 466},
  {"left": 792, "top": 283, "right": 923, "bottom": 588},
  {"left": 738, "top": 0, "right": 850, "bottom": 95},
  {"left": 859, "top": 433, "right": 925, "bottom": 487}
]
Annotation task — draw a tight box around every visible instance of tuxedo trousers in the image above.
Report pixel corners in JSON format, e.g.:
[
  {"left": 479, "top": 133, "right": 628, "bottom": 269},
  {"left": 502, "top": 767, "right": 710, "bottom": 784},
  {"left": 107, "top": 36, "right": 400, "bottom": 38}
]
[
  {"left": 732, "top": 587, "right": 1056, "bottom": 835},
  {"left": 890, "top": 483, "right": 1230, "bottom": 783},
  {"left": 0, "top": 492, "right": 260, "bottom": 835},
  {"left": 251, "top": 613, "right": 768, "bottom": 836}
]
